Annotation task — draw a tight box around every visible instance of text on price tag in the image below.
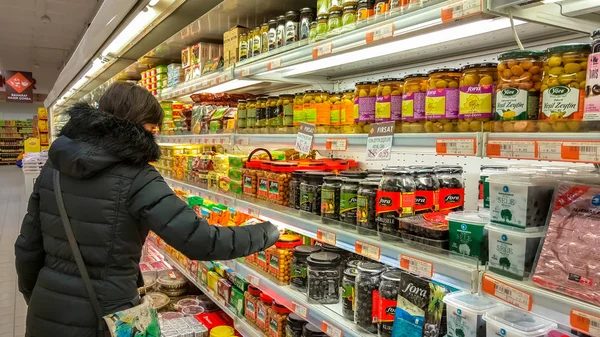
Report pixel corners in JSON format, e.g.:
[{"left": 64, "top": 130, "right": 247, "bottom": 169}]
[
  {"left": 292, "top": 302, "right": 308, "bottom": 320},
  {"left": 326, "top": 138, "right": 348, "bottom": 151},
  {"left": 240, "top": 67, "right": 251, "bottom": 77},
  {"left": 248, "top": 274, "right": 260, "bottom": 287},
  {"left": 321, "top": 321, "right": 342, "bottom": 337},
  {"left": 366, "top": 23, "right": 394, "bottom": 43},
  {"left": 267, "top": 58, "right": 282, "bottom": 71},
  {"left": 400, "top": 255, "right": 433, "bottom": 279},
  {"left": 487, "top": 140, "right": 536, "bottom": 159},
  {"left": 441, "top": 0, "right": 483, "bottom": 23},
  {"left": 312, "top": 42, "right": 332, "bottom": 59},
  {"left": 481, "top": 274, "right": 532, "bottom": 311},
  {"left": 366, "top": 122, "right": 394, "bottom": 161},
  {"left": 247, "top": 207, "right": 261, "bottom": 218},
  {"left": 316, "top": 229, "right": 336, "bottom": 245},
  {"left": 562, "top": 141, "right": 600, "bottom": 162},
  {"left": 355, "top": 241, "right": 381, "bottom": 260},
  {"left": 436, "top": 138, "right": 477, "bottom": 156},
  {"left": 295, "top": 122, "right": 315, "bottom": 155},
  {"left": 237, "top": 137, "right": 250, "bottom": 145},
  {"left": 537, "top": 141, "right": 562, "bottom": 160},
  {"left": 571, "top": 309, "right": 600, "bottom": 337}
]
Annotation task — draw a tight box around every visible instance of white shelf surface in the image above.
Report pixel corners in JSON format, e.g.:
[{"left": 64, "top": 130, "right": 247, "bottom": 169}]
[{"left": 147, "top": 242, "right": 264, "bottom": 337}]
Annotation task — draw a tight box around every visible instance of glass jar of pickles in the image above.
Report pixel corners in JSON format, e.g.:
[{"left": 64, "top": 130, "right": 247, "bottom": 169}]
[
  {"left": 304, "top": 90, "right": 331, "bottom": 133},
  {"left": 293, "top": 93, "right": 305, "bottom": 133},
  {"left": 239, "top": 33, "right": 249, "bottom": 61},
  {"left": 538, "top": 43, "right": 591, "bottom": 132},
  {"left": 328, "top": 10, "right": 342, "bottom": 37},
  {"left": 329, "top": 92, "right": 342, "bottom": 133},
  {"left": 285, "top": 11, "right": 299, "bottom": 45},
  {"left": 268, "top": 19, "right": 278, "bottom": 51},
  {"left": 237, "top": 100, "right": 247, "bottom": 133},
  {"left": 374, "top": 0, "right": 388, "bottom": 19},
  {"left": 267, "top": 96, "right": 281, "bottom": 133},
  {"left": 261, "top": 23, "right": 270, "bottom": 54},
  {"left": 357, "top": 0, "right": 374, "bottom": 24},
  {"left": 257, "top": 96, "right": 268, "bottom": 133},
  {"left": 341, "top": 89, "right": 355, "bottom": 133},
  {"left": 458, "top": 63, "right": 498, "bottom": 132},
  {"left": 309, "top": 21, "right": 317, "bottom": 42},
  {"left": 276, "top": 15, "right": 286, "bottom": 48},
  {"left": 267, "top": 234, "right": 303, "bottom": 283},
  {"left": 425, "top": 68, "right": 461, "bottom": 133},
  {"left": 280, "top": 94, "right": 295, "bottom": 133},
  {"left": 247, "top": 98, "right": 257, "bottom": 132},
  {"left": 252, "top": 27, "right": 262, "bottom": 57},
  {"left": 316, "top": 15, "right": 329, "bottom": 41},
  {"left": 375, "top": 78, "right": 403, "bottom": 131},
  {"left": 401, "top": 73, "right": 427, "bottom": 133},
  {"left": 355, "top": 81, "right": 377, "bottom": 133},
  {"left": 341, "top": 4, "right": 357, "bottom": 31},
  {"left": 299, "top": 8, "right": 314, "bottom": 41},
  {"left": 247, "top": 30, "right": 254, "bottom": 60}
]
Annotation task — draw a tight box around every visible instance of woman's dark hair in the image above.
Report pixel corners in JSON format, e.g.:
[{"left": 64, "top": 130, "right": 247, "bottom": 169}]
[{"left": 98, "top": 82, "right": 163, "bottom": 127}]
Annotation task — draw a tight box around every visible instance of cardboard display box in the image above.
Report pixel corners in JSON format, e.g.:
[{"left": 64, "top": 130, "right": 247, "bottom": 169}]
[{"left": 223, "top": 25, "right": 250, "bottom": 67}]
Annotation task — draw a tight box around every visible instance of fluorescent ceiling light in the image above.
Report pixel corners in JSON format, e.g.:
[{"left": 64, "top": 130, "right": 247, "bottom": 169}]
[
  {"left": 281, "top": 18, "right": 525, "bottom": 76},
  {"left": 201, "top": 79, "right": 263, "bottom": 94},
  {"left": 102, "top": 7, "right": 158, "bottom": 57},
  {"left": 148, "top": 0, "right": 160, "bottom": 6}
]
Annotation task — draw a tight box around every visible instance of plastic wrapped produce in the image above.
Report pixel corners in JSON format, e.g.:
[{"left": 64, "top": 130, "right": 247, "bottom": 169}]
[{"left": 532, "top": 182, "right": 600, "bottom": 306}]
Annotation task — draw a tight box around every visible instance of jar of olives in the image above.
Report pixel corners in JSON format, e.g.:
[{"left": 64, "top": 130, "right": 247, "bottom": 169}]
[
  {"left": 286, "top": 313, "right": 307, "bottom": 337},
  {"left": 304, "top": 90, "right": 330, "bottom": 133},
  {"left": 340, "top": 178, "right": 360, "bottom": 230},
  {"left": 257, "top": 96, "right": 268, "bottom": 133},
  {"left": 307, "top": 252, "right": 342, "bottom": 304},
  {"left": 377, "top": 270, "right": 402, "bottom": 337},
  {"left": 268, "top": 234, "right": 303, "bottom": 283},
  {"left": 267, "top": 96, "right": 281, "bottom": 133},
  {"left": 318, "top": 0, "right": 330, "bottom": 15},
  {"left": 316, "top": 15, "right": 328, "bottom": 41},
  {"left": 321, "top": 176, "right": 343, "bottom": 222},
  {"left": 354, "top": 262, "right": 386, "bottom": 333},
  {"left": 247, "top": 98, "right": 257, "bottom": 132},
  {"left": 458, "top": 63, "right": 497, "bottom": 132},
  {"left": 309, "top": 21, "right": 318, "bottom": 42},
  {"left": 288, "top": 170, "right": 305, "bottom": 209},
  {"left": 300, "top": 171, "right": 334, "bottom": 214},
  {"left": 539, "top": 43, "right": 591, "bottom": 132},
  {"left": 291, "top": 245, "right": 322, "bottom": 293},
  {"left": 435, "top": 165, "right": 464, "bottom": 211},
  {"left": 267, "top": 162, "right": 297, "bottom": 206},
  {"left": 299, "top": 8, "right": 314, "bottom": 41},
  {"left": 285, "top": 11, "right": 299, "bottom": 45},
  {"left": 303, "top": 324, "right": 327, "bottom": 337},
  {"left": 253, "top": 27, "right": 262, "bottom": 57},
  {"left": 329, "top": 92, "right": 342, "bottom": 132},
  {"left": 376, "top": 78, "right": 403, "bottom": 131},
  {"left": 425, "top": 68, "right": 461, "bottom": 133},
  {"left": 239, "top": 33, "right": 249, "bottom": 61},
  {"left": 357, "top": 0, "right": 375, "bottom": 24},
  {"left": 280, "top": 94, "right": 295, "bottom": 133},
  {"left": 412, "top": 166, "right": 439, "bottom": 213},
  {"left": 329, "top": 0, "right": 343, "bottom": 11},
  {"left": 261, "top": 23, "right": 270, "bottom": 53},
  {"left": 276, "top": 15, "right": 286, "bottom": 48},
  {"left": 376, "top": 168, "right": 416, "bottom": 240},
  {"left": 237, "top": 100, "right": 247, "bottom": 133},
  {"left": 292, "top": 93, "right": 304, "bottom": 133},
  {"left": 341, "top": 267, "right": 358, "bottom": 320},
  {"left": 357, "top": 180, "right": 379, "bottom": 235},
  {"left": 328, "top": 10, "right": 342, "bottom": 37},
  {"left": 268, "top": 19, "right": 278, "bottom": 51},
  {"left": 495, "top": 50, "right": 544, "bottom": 132},
  {"left": 341, "top": 4, "right": 357, "bottom": 31},
  {"left": 356, "top": 81, "right": 377, "bottom": 133},
  {"left": 401, "top": 73, "right": 428, "bottom": 133}
]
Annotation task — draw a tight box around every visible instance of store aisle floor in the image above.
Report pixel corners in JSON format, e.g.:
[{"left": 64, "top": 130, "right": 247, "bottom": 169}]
[{"left": 0, "top": 166, "right": 28, "bottom": 337}]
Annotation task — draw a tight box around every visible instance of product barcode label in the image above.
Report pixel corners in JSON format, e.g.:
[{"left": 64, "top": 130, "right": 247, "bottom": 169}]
[
  {"left": 321, "top": 321, "right": 342, "bottom": 337},
  {"left": 292, "top": 302, "right": 308, "bottom": 320},
  {"left": 267, "top": 58, "right": 282, "bottom": 71},
  {"left": 482, "top": 274, "right": 532, "bottom": 311},
  {"left": 316, "top": 229, "right": 336, "bottom": 245},
  {"left": 312, "top": 42, "right": 332, "bottom": 59},
  {"left": 571, "top": 309, "right": 600, "bottom": 337},
  {"left": 436, "top": 138, "right": 477, "bottom": 156},
  {"left": 487, "top": 140, "right": 536, "bottom": 159},
  {"left": 355, "top": 241, "right": 381, "bottom": 261},
  {"left": 441, "top": 0, "right": 482, "bottom": 23},
  {"left": 366, "top": 23, "right": 394, "bottom": 43},
  {"left": 248, "top": 274, "right": 260, "bottom": 287},
  {"left": 325, "top": 138, "right": 348, "bottom": 151},
  {"left": 562, "top": 141, "right": 600, "bottom": 162},
  {"left": 400, "top": 255, "right": 433, "bottom": 279}
]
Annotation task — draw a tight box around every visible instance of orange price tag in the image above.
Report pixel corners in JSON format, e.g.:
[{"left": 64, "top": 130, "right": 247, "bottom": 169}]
[
  {"left": 400, "top": 255, "right": 433, "bottom": 279},
  {"left": 486, "top": 140, "right": 536, "bottom": 159},
  {"left": 571, "top": 309, "right": 600, "bottom": 337},
  {"left": 441, "top": 0, "right": 483, "bottom": 23},
  {"left": 366, "top": 23, "right": 394, "bottom": 43},
  {"left": 321, "top": 321, "right": 342, "bottom": 337},
  {"left": 240, "top": 67, "right": 251, "bottom": 77},
  {"left": 481, "top": 274, "right": 533, "bottom": 311},
  {"left": 562, "top": 141, "right": 600, "bottom": 162},
  {"left": 436, "top": 138, "right": 477, "bottom": 156},
  {"left": 267, "top": 58, "right": 282, "bottom": 71},
  {"left": 325, "top": 138, "right": 348, "bottom": 151},
  {"left": 292, "top": 302, "right": 308, "bottom": 320},
  {"left": 312, "top": 42, "right": 332, "bottom": 59},
  {"left": 316, "top": 229, "right": 336, "bottom": 245},
  {"left": 355, "top": 241, "right": 381, "bottom": 260}
]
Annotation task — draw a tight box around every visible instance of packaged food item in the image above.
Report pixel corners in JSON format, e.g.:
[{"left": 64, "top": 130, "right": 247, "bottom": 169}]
[
  {"left": 268, "top": 234, "right": 303, "bottom": 283},
  {"left": 340, "top": 89, "right": 356, "bottom": 133},
  {"left": 239, "top": 32, "right": 249, "bottom": 61},
  {"left": 256, "top": 293, "right": 273, "bottom": 333},
  {"left": 292, "top": 93, "right": 305, "bottom": 132},
  {"left": 276, "top": 15, "right": 286, "bottom": 48},
  {"left": 327, "top": 10, "right": 343, "bottom": 37},
  {"left": 280, "top": 94, "right": 295, "bottom": 132},
  {"left": 268, "top": 19, "right": 278, "bottom": 51},
  {"left": 321, "top": 176, "right": 343, "bottom": 221},
  {"left": 286, "top": 313, "right": 307, "bottom": 337},
  {"left": 291, "top": 245, "right": 322, "bottom": 292},
  {"left": 261, "top": 22, "right": 270, "bottom": 54},
  {"left": 268, "top": 300, "right": 291, "bottom": 337},
  {"left": 357, "top": 0, "right": 375, "bottom": 24},
  {"left": 425, "top": 68, "right": 461, "bottom": 132},
  {"left": 256, "top": 161, "right": 271, "bottom": 200},
  {"left": 486, "top": 223, "right": 544, "bottom": 280},
  {"left": 284, "top": 11, "right": 299, "bottom": 45},
  {"left": 495, "top": 50, "right": 544, "bottom": 132},
  {"left": 329, "top": 92, "right": 342, "bottom": 132},
  {"left": 299, "top": 8, "right": 314, "bottom": 41},
  {"left": 376, "top": 168, "right": 416, "bottom": 240},
  {"left": 303, "top": 324, "right": 327, "bottom": 337},
  {"left": 257, "top": 96, "right": 268, "bottom": 133},
  {"left": 435, "top": 165, "right": 464, "bottom": 212},
  {"left": 307, "top": 252, "right": 342, "bottom": 304},
  {"left": 268, "top": 162, "right": 297, "bottom": 205},
  {"left": 532, "top": 182, "right": 600, "bottom": 306},
  {"left": 247, "top": 98, "right": 257, "bottom": 131},
  {"left": 411, "top": 166, "right": 439, "bottom": 213},
  {"left": 339, "top": 178, "right": 360, "bottom": 229},
  {"left": 316, "top": 15, "right": 329, "bottom": 41},
  {"left": 401, "top": 73, "right": 428, "bottom": 133},
  {"left": 479, "top": 165, "right": 508, "bottom": 210},
  {"left": 157, "top": 270, "right": 188, "bottom": 297},
  {"left": 399, "top": 212, "right": 449, "bottom": 240},
  {"left": 341, "top": 4, "right": 357, "bottom": 31},
  {"left": 375, "top": 270, "right": 402, "bottom": 337},
  {"left": 300, "top": 172, "right": 335, "bottom": 214},
  {"left": 356, "top": 81, "right": 377, "bottom": 133},
  {"left": 289, "top": 171, "right": 305, "bottom": 209},
  {"left": 483, "top": 307, "right": 556, "bottom": 337},
  {"left": 230, "top": 286, "right": 245, "bottom": 317},
  {"left": 237, "top": 100, "right": 247, "bottom": 133},
  {"left": 443, "top": 292, "right": 499, "bottom": 337},
  {"left": 357, "top": 180, "right": 379, "bottom": 235},
  {"left": 244, "top": 284, "right": 261, "bottom": 324},
  {"left": 355, "top": 261, "right": 386, "bottom": 333},
  {"left": 447, "top": 211, "right": 489, "bottom": 263},
  {"left": 539, "top": 44, "right": 591, "bottom": 132},
  {"left": 458, "top": 63, "right": 498, "bottom": 132},
  {"left": 252, "top": 27, "right": 262, "bottom": 58},
  {"left": 376, "top": 78, "right": 403, "bottom": 130},
  {"left": 342, "top": 267, "right": 358, "bottom": 320},
  {"left": 309, "top": 21, "right": 318, "bottom": 42},
  {"left": 488, "top": 174, "right": 554, "bottom": 229},
  {"left": 318, "top": 0, "right": 330, "bottom": 15}
]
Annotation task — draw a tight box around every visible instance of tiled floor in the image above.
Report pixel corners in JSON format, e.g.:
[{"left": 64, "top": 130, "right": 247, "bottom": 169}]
[{"left": 0, "top": 166, "right": 29, "bottom": 337}]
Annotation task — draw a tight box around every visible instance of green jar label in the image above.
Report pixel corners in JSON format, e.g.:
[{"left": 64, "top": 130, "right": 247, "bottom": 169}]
[
  {"left": 321, "top": 188, "right": 336, "bottom": 214},
  {"left": 357, "top": 195, "right": 368, "bottom": 224},
  {"left": 340, "top": 192, "right": 357, "bottom": 215}
]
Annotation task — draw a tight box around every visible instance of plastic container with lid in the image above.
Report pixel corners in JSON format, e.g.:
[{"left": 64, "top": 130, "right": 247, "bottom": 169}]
[
  {"left": 376, "top": 168, "right": 416, "bottom": 240},
  {"left": 377, "top": 270, "right": 402, "bottom": 337},
  {"left": 538, "top": 43, "right": 591, "bottom": 132},
  {"left": 268, "top": 162, "right": 298, "bottom": 206},
  {"left": 289, "top": 170, "right": 306, "bottom": 209},
  {"left": 245, "top": 284, "right": 262, "bottom": 324},
  {"left": 447, "top": 211, "right": 489, "bottom": 263},
  {"left": 268, "top": 300, "right": 292, "bottom": 337},
  {"left": 267, "top": 234, "right": 303, "bottom": 283},
  {"left": 307, "top": 252, "right": 342, "bottom": 304},
  {"left": 479, "top": 165, "right": 508, "bottom": 210},
  {"left": 321, "top": 176, "right": 344, "bottom": 222},
  {"left": 341, "top": 267, "right": 358, "bottom": 320},
  {"left": 435, "top": 165, "right": 464, "bottom": 212},
  {"left": 355, "top": 262, "right": 386, "bottom": 333},
  {"left": 355, "top": 81, "right": 377, "bottom": 133},
  {"left": 486, "top": 223, "right": 544, "bottom": 280},
  {"left": 341, "top": 89, "right": 356, "bottom": 133},
  {"left": 357, "top": 180, "right": 379, "bottom": 235},
  {"left": 286, "top": 313, "right": 307, "bottom": 337},
  {"left": 443, "top": 292, "right": 499, "bottom": 337},
  {"left": 303, "top": 323, "right": 327, "bottom": 337},
  {"left": 376, "top": 78, "right": 403, "bottom": 130},
  {"left": 300, "top": 171, "right": 335, "bottom": 214},
  {"left": 285, "top": 11, "right": 299, "bottom": 45},
  {"left": 340, "top": 178, "right": 361, "bottom": 229},
  {"left": 211, "top": 326, "right": 236, "bottom": 337},
  {"left": 399, "top": 212, "right": 448, "bottom": 240},
  {"left": 425, "top": 68, "right": 461, "bottom": 132},
  {"left": 401, "top": 73, "right": 428, "bottom": 133},
  {"left": 458, "top": 63, "right": 498, "bottom": 132},
  {"left": 291, "top": 245, "right": 323, "bottom": 292},
  {"left": 256, "top": 293, "right": 273, "bottom": 333},
  {"left": 495, "top": 50, "right": 544, "bottom": 132},
  {"left": 299, "top": 8, "right": 314, "bottom": 41},
  {"left": 357, "top": 0, "right": 375, "bottom": 24},
  {"left": 374, "top": 0, "right": 388, "bottom": 19},
  {"left": 487, "top": 174, "right": 555, "bottom": 229},
  {"left": 483, "top": 307, "right": 556, "bottom": 337}
]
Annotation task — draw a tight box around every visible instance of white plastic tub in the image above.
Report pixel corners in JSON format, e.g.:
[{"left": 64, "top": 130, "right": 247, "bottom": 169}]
[
  {"left": 443, "top": 292, "right": 499, "bottom": 337},
  {"left": 483, "top": 307, "right": 556, "bottom": 337}
]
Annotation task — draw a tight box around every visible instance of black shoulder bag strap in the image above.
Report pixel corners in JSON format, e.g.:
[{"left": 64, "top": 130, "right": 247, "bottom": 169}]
[{"left": 53, "top": 170, "right": 105, "bottom": 336}]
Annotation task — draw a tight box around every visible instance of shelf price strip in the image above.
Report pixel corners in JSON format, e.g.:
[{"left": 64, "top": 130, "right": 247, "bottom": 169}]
[
  {"left": 366, "top": 23, "right": 394, "bottom": 43},
  {"left": 312, "top": 42, "right": 332, "bottom": 59},
  {"left": 291, "top": 302, "right": 308, "bottom": 320},
  {"left": 486, "top": 140, "right": 536, "bottom": 159},
  {"left": 325, "top": 138, "right": 348, "bottom": 151},
  {"left": 267, "top": 58, "right": 282, "bottom": 71},
  {"left": 321, "top": 321, "right": 342, "bottom": 337},
  {"left": 571, "top": 309, "right": 600, "bottom": 337},
  {"left": 481, "top": 274, "right": 532, "bottom": 311},
  {"left": 316, "top": 229, "right": 336, "bottom": 245},
  {"left": 355, "top": 240, "right": 380, "bottom": 261},
  {"left": 487, "top": 139, "right": 600, "bottom": 163},
  {"left": 441, "top": 0, "right": 483, "bottom": 23},
  {"left": 436, "top": 137, "right": 477, "bottom": 156},
  {"left": 248, "top": 274, "right": 260, "bottom": 287},
  {"left": 399, "top": 254, "right": 433, "bottom": 279}
]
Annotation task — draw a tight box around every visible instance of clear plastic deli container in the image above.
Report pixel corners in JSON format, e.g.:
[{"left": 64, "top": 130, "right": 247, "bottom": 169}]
[
  {"left": 483, "top": 307, "right": 556, "bottom": 337},
  {"left": 443, "top": 292, "right": 499, "bottom": 337}
]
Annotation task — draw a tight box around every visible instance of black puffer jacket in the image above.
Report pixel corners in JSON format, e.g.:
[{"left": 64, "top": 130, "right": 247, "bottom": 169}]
[{"left": 15, "top": 103, "right": 279, "bottom": 337}]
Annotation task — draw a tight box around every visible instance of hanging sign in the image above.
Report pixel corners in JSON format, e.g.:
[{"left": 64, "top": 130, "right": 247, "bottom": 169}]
[
  {"left": 366, "top": 121, "right": 394, "bottom": 161},
  {"left": 295, "top": 122, "right": 315, "bottom": 154},
  {"left": 5, "top": 71, "right": 34, "bottom": 103}
]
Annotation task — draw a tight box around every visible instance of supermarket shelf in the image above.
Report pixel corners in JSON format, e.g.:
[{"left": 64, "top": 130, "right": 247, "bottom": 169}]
[
  {"left": 164, "top": 177, "right": 480, "bottom": 292},
  {"left": 156, "top": 134, "right": 233, "bottom": 146},
  {"left": 159, "top": 67, "right": 235, "bottom": 101},
  {"left": 232, "top": 260, "right": 375, "bottom": 337},
  {"left": 147, "top": 242, "right": 264, "bottom": 337},
  {"left": 480, "top": 272, "right": 600, "bottom": 332}
]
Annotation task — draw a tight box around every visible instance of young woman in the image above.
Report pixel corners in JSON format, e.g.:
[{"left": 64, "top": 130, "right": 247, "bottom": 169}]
[{"left": 15, "top": 82, "right": 280, "bottom": 337}]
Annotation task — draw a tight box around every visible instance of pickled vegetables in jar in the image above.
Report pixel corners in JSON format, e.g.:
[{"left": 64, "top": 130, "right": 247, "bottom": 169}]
[
  {"left": 330, "top": 92, "right": 342, "bottom": 133},
  {"left": 303, "top": 90, "right": 331, "bottom": 133},
  {"left": 247, "top": 99, "right": 257, "bottom": 132},
  {"left": 237, "top": 100, "right": 247, "bottom": 133},
  {"left": 267, "top": 96, "right": 281, "bottom": 133},
  {"left": 401, "top": 73, "right": 428, "bottom": 133},
  {"left": 355, "top": 81, "right": 377, "bottom": 133},
  {"left": 538, "top": 43, "right": 591, "bottom": 132},
  {"left": 341, "top": 4, "right": 357, "bottom": 31},
  {"left": 375, "top": 78, "right": 403, "bottom": 132},
  {"left": 357, "top": 0, "right": 374, "bottom": 24},
  {"left": 280, "top": 94, "right": 295, "bottom": 133},
  {"left": 458, "top": 63, "right": 498, "bottom": 132},
  {"left": 341, "top": 89, "right": 356, "bottom": 133},
  {"left": 494, "top": 50, "right": 544, "bottom": 133},
  {"left": 316, "top": 15, "right": 328, "bottom": 41},
  {"left": 425, "top": 68, "right": 461, "bottom": 133},
  {"left": 257, "top": 96, "right": 268, "bottom": 133},
  {"left": 293, "top": 93, "right": 305, "bottom": 133}
]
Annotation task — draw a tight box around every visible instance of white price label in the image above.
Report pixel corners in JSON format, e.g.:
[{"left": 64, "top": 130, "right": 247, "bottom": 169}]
[
  {"left": 321, "top": 321, "right": 342, "bottom": 337},
  {"left": 292, "top": 302, "right": 308, "bottom": 319},
  {"left": 312, "top": 43, "right": 332, "bottom": 59},
  {"left": 295, "top": 123, "right": 315, "bottom": 155},
  {"left": 436, "top": 138, "right": 477, "bottom": 156},
  {"left": 366, "top": 122, "right": 394, "bottom": 161},
  {"left": 248, "top": 274, "right": 260, "bottom": 286},
  {"left": 564, "top": 141, "right": 600, "bottom": 162},
  {"left": 355, "top": 241, "right": 380, "bottom": 260},
  {"left": 366, "top": 23, "right": 394, "bottom": 43},
  {"left": 326, "top": 138, "right": 348, "bottom": 151},
  {"left": 487, "top": 140, "right": 536, "bottom": 159},
  {"left": 400, "top": 255, "right": 433, "bottom": 279},
  {"left": 240, "top": 67, "right": 251, "bottom": 77},
  {"left": 267, "top": 58, "right": 282, "bottom": 71},
  {"left": 537, "top": 141, "right": 562, "bottom": 160},
  {"left": 482, "top": 275, "right": 532, "bottom": 311},
  {"left": 247, "top": 207, "right": 261, "bottom": 218},
  {"left": 316, "top": 229, "right": 336, "bottom": 245},
  {"left": 442, "top": 0, "right": 483, "bottom": 23}
]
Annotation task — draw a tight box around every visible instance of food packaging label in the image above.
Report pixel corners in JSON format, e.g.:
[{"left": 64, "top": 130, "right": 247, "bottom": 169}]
[
  {"left": 402, "top": 92, "right": 426, "bottom": 121},
  {"left": 447, "top": 303, "right": 482, "bottom": 337},
  {"left": 293, "top": 105, "right": 305, "bottom": 125},
  {"left": 584, "top": 52, "right": 600, "bottom": 120},
  {"left": 245, "top": 299, "right": 256, "bottom": 319},
  {"left": 495, "top": 88, "right": 539, "bottom": 120},
  {"left": 425, "top": 88, "right": 459, "bottom": 119},
  {"left": 439, "top": 187, "right": 464, "bottom": 211},
  {"left": 415, "top": 190, "right": 436, "bottom": 213},
  {"left": 490, "top": 184, "right": 527, "bottom": 228},
  {"left": 487, "top": 226, "right": 542, "bottom": 281},
  {"left": 540, "top": 86, "right": 584, "bottom": 120},
  {"left": 376, "top": 95, "right": 402, "bottom": 122},
  {"left": 449, "top": 219, "right": 487, "bottom": 262},
  {"left": 321, "top": 187, "right": 337, "bottom": 216},
  {"left": 357, "top": 96, "right": 376, "bottom": 122},
  {"left": 459, "top": 85, "right": 494, "bottom": 118},
  {"left": 340, "top": 191, "right": 358, "bottom": 218}
]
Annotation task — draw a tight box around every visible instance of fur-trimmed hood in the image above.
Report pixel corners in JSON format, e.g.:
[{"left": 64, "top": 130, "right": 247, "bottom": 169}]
[{"left": 49, "top": 103, "right": 160, "bottom": 178}]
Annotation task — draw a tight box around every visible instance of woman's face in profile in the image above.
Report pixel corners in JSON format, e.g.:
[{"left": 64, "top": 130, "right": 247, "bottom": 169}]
[{"left": 144, "top": 123, "right": 159, "bottom": 134}]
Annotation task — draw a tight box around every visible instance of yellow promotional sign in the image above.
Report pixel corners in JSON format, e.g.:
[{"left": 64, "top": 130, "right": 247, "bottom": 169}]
[{"left": 24, "top": 138, "right": 41, "bottom": 153}]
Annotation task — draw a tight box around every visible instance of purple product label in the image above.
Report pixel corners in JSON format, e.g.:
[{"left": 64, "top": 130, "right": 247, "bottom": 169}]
[
  {"left": 459, "top": 85, "right": 494, "bottom": 118},
  {"left": 375, "top": 95, "right": 392, "bottom": 122},
  {"left": 357, "top": 96, "right": 376, "bottom": 122},
  {"left": 391, "top": 95, "right": 402, "bottom": 121},
  {"left": 425, "top": 88, "right": 459, "bottom": 119},
  {"left": 402, "top": 92, "right": 426, "bottom": 121}
]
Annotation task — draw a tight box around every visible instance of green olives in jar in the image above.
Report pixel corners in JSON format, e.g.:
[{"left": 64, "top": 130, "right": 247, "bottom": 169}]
[
  {"left": 267, "top": 96, "right": 281, "bottom": 133},
  {"left": 401, "top": 73, "right": 428, "bottom": 133},
  {"left": 355, "top": 81, "right": 377, "bottom": 133},
  {"left": 316, "top": 15, "right": 328, "bottom": 41},
  {"left": 280, "top": 94, "right": 295, "bottom": 133},
  {"left": 458, "top": 63, "right": 498, "bottom": 132},
  {"left": 247, "top": 99, "right": 257, "bottom": 132},
  {"left": 237, "top": 100, "right": 247, "bottom": 133},
  {"left": 256, "top": 96, "right": 268, "bottom": 133},
  {"left": 425, "top": 68, "right": 461, "bottom": 133}
]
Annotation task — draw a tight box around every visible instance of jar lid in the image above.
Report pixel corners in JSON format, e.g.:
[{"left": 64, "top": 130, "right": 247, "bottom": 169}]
[
  {"left": 381, "top": 270, "right": 403, "bottom": 282},
  {"left": 276, "top": 234, "right": 303, "bottom": 248},
  {"left": 211, "top": 326, "right": 235, "bottom": 337},
  {"left": 293, "top": 245, "right": 322, "bottom": 257},
  {"left": 330, "top": 10, "right": 343, "bottom": 15},
  {"left": 157, "top": 271, "right": 188, "bottom": 288},
  {"left": 330, "top": 91, "right": 343, "bottom": 95},
  {"left": 246, "top": 160, "right": 263, "bottom": 169},
  {"left": 377, "top": 78, "right": 403, "bottom": 83},
  {"left": 258, "top": 96, "right": 269, "bottom": 100},
  {"left": 271, "top": 162, "right": 299, "bottom": 172},
  {"left": 434, "top": 165, "right": 463, "bottom": 174},
  {"left": 346, "top": 260, "right": 361, "bottom": 268},
  {"left": 303, "top": 323, "right": 327, "bottom": 337},
  {"left": 497, "top": 50, "right": 544, "bottom": 60},
  {"left": 307, "top": 252, "right": 342, "bottom": 267},
  {"left": 260, "top": 293, "right": 273, "bottom": 304},
  {"left": 317, "top": 14, "right": 329, "bottom": 20},
  {"left": 343, "top": 89, "right": 355, "bottom": 93},
  {"left": 262, "top": 22, "right": 270, "bottom": 27},
  {"left": 343, "top": 5, "right": 357, "bottom": 10},
  {"left": 310, "top": 21, "right": 317, "bottom": 26},
  {"left": 247, "top": 98, "right": 257, "bottom": 102},
  {"left": 340, "top": 171, "right": 368, "bottom": 178},
  {"left": 357, "top": 261, "right": 386, "bottom": 273},
  {"left": 403, "top": 73, "right": 428, "bottom": 79},
  {"left": 238, "top": 100, "right": 247, "bottom": 103},
  {"left": 359, "top": 180, "right": 380, "bottom": 187},
  {"left": 356, "top": 81, "right": 377, "bottom": 85},
  {"left": 272, "top": 300, "right": 291, "bottom": 314},
  {"left": 382, "top": 167, "right": 411, "bottom": 176},
  {"left": 292, "top": 170, "right": 308, "bottom": 178},
  {"left": 300, "top": 7, "right": 314, "bottom": 13},
  {"left": 268, "top": 19, "right": 277, "bottom": 24},
  {"left": 277, "top": 15, "right": 286, "bottom": 20},
  {"left": 318, "top": 243, "right": 346, "bottom": 254},
  {"left": 358, "top": 0, "right": 375, "bottom": 4},
  {"left": 427, "top": 67, "right": 461, "bottom": 75},
  {"left": 268, "top": 95, "right": 279, "bottom": 99},
  {"left": 181, "top": 305, "right": 204, "bottom": 316},
  {"left": 344, "top": 267, "right": 359, "bottom": 278},
  {"left": 248, "top": 284, "right": 262, "bottom": 296},
  {"left": 342, "top": 178, "right": 362, "bottom": 185},
  {"left": 367, "top": 169, "right": 382, "bottom": 175},
  {"left": 481, "top": 165, "right": 508, "bottom": 171},
  {"left": 287, "top": 313, "right": 308, "bottom": 329},
  {"left": 461, "top": 63, "right": 498, "bottom": 70},
  {"left": 324, "top": 176, "right": 344, "bottom": 183},
  {"left": 280, "top": 93, "right": 295, "bottom": 97},
  {"left": 546, "top": 43, "right": 591, "bottom": 54},
  {"left": 286, "top": 10, "right": 299, "bottom": 16}
]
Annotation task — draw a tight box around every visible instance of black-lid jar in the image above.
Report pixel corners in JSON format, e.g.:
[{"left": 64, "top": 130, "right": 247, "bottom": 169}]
[
  {"left": 321, "top": 175, "right": 343, "bottom": 222},
  {"left": 306, "top": 252, "right": 341, "bottom": 304},
  {"left": 376, "top": 168, "right": 416, "bottom": 240},
  {"left": 286, "top": 313, "right": 307, "bottom": 337},
  {"left": 354, "top": 261, "right": 386, "bottom": 333},
  {"left": 300, "top": 171, "right": 334, "bottom": 214},
  {"left": 340, "top": 178, "right": 361, "bottom": 229},
  {"left": 290, "top": 245, "right": 322, "bottom": 293},
  {"left": 302, "top": 323, "right": 327, "bottom": 337}
]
